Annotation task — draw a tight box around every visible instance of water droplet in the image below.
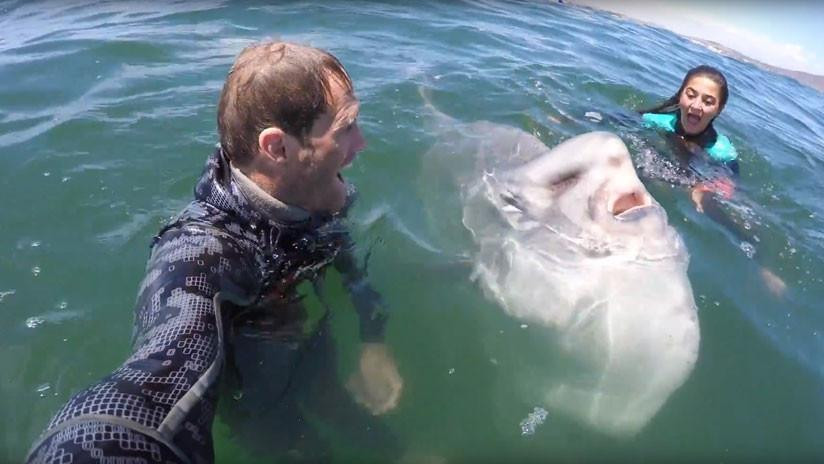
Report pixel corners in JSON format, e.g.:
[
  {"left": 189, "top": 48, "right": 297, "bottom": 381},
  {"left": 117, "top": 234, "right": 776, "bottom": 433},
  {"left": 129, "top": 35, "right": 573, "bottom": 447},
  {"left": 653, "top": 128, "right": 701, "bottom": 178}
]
[
  {"left": 739, "top": 241, "right": 756, "bottom": 259},
  {"left": 32, "top": 266, "right": 41, "bottom": 276},
  {"left": 26, "top": 317, "right": 44, "bottom": 328}
]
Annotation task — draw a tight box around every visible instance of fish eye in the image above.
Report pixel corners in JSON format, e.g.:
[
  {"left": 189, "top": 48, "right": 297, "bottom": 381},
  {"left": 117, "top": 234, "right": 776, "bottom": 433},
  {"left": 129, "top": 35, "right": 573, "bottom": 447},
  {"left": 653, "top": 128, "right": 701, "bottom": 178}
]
[{"left": 549, "top": 171, "right": 580, "bottom": 194}]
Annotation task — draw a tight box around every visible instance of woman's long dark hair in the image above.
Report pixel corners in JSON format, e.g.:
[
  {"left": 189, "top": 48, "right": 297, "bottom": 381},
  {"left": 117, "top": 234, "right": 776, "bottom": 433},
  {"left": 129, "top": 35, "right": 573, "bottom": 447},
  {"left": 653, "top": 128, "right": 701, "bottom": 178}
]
[{"left": 640, "top": 65, "right": 729, "bottom": 115}]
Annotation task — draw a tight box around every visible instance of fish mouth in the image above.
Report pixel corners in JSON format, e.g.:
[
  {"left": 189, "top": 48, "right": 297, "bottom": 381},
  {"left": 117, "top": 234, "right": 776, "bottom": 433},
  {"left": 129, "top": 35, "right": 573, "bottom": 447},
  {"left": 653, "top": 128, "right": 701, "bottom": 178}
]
[
  {"left": 614, "top": 204, "right": 658, "bottom": 222},
  {"left": 609, "top": 191, "right": 649, "bottom": 217}
]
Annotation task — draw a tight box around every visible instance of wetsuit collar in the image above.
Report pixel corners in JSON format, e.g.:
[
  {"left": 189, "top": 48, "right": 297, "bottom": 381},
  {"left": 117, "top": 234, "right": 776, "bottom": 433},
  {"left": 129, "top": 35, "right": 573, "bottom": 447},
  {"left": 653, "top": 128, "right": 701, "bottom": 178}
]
[{"left": 229, "top": 164, "right": 311, "bottom": 224}]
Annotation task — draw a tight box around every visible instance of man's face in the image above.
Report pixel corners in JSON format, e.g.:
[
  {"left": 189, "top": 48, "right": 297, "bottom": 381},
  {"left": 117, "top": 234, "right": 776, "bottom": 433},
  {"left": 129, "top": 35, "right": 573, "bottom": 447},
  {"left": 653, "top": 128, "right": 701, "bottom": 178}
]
[{"left": 290, "top": 76, "right": 366, "bottom": 214}]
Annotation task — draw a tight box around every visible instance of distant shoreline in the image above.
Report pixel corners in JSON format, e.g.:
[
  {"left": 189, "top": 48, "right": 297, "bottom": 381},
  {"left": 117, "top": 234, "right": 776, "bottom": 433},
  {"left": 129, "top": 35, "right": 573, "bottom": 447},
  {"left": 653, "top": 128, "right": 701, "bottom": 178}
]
[{"left": 569, "top": 2, "right": 824, "bottom": 93}]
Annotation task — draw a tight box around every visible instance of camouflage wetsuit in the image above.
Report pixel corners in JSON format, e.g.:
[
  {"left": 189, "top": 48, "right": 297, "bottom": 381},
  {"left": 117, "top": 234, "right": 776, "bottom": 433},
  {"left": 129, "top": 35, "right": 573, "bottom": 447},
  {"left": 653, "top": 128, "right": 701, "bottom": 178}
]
[{"left": 26, "top": 148, "right": 387, "bottom": 464}]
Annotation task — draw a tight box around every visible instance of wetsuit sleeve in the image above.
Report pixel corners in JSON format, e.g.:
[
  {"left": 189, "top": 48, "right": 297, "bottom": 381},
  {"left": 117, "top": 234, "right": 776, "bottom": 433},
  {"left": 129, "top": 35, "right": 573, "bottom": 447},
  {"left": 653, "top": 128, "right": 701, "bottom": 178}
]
[
  {"left": 641, "top": 112, "right": 677, "bottom": 132},
  {"left": 334, "top": 248, "right": 388, "bottom": 343},
  {"left": 725, "top": 159, "right": 740, "bottom": 175},
  {"left": 26, "top": 226, "right": 257, "bottom": 464}
]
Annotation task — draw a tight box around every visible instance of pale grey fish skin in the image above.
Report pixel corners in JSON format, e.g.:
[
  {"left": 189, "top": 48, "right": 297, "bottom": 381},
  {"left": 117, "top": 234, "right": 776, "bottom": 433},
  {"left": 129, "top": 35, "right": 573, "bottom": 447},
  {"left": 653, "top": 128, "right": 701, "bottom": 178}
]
[{"left": 421, "top": 98, "right": 699, "bottom": 437}]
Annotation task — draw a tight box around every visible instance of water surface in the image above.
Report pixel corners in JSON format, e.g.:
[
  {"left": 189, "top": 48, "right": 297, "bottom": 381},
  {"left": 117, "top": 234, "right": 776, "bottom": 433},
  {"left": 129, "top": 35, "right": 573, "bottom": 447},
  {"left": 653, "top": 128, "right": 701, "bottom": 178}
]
[{"left": 2, "top": 1, "right": 823, "bottom": 462}]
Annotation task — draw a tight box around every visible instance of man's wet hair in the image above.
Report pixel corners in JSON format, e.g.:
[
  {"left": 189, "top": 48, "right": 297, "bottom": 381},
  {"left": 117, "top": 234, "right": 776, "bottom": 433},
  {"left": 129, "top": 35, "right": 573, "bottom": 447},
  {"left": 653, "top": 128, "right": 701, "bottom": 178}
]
[{"left": 217, "top": 41, "right": 353, "bottom": 165}]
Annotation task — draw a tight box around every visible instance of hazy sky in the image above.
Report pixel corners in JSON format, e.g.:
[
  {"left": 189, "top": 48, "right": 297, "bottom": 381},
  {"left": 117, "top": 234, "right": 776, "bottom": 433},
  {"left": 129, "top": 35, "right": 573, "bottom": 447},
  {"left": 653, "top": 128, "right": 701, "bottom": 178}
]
[{"left": 573, "top": 1, "right": 824, "bottom": 75}]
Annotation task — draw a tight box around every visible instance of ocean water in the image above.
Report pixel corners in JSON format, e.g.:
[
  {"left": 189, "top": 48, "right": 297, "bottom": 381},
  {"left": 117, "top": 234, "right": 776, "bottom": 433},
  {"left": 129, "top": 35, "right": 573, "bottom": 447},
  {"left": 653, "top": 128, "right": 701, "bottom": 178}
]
[{"left": 2, "top": 1, "right": 824, "bottom": 462}]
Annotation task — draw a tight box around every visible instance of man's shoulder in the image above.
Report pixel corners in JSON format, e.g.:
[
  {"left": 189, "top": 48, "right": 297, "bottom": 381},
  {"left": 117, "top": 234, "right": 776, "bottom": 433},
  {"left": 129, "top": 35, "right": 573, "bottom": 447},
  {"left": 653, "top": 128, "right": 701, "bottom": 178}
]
[{"left": 148, "top": 201, "right": 265, "bottom": 270}]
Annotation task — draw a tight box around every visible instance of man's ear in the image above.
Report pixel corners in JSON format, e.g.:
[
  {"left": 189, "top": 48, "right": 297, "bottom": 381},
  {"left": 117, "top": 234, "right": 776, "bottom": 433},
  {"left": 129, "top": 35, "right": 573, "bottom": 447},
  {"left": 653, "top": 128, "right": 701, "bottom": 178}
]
[{"left": 258, "top": 127, "right": 287, "bottom": 162}]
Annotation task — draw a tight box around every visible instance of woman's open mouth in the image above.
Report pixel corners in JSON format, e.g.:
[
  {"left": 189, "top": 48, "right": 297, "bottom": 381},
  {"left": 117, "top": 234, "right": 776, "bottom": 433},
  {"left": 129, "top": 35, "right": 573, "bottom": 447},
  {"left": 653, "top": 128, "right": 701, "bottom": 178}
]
[{"left": 685, "top": 113, "right": 701, "bottom": 126}]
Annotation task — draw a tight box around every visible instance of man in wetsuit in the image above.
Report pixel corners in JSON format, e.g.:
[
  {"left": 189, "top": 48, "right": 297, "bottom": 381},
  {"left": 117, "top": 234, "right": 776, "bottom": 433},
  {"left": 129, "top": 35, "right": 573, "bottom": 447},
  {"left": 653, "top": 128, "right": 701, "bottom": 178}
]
[{"left": 26, "top": 41, "right": 403, "bottom": 464}]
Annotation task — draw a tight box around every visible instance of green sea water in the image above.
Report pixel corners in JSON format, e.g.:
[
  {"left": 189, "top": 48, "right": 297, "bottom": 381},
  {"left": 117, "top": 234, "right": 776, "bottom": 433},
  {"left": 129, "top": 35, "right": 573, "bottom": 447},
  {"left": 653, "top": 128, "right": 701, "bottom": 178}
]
[{"left": 2, "top": 1, "right": 824, "bottom": 462}]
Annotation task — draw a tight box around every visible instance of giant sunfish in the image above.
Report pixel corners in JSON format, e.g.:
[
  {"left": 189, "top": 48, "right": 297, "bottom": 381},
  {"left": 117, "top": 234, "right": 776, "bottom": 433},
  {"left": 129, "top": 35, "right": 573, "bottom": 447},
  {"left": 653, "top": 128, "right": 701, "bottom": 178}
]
[{"left": 420, "top": 96, "right": 700, "bottom": 436}]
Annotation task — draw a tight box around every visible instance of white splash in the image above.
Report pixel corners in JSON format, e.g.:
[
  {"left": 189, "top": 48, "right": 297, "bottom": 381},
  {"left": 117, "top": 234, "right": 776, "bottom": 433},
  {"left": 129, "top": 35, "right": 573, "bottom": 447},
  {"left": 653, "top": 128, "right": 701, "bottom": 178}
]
[{"left": 520, "top": 407, "right": 549, "bottom": 436}]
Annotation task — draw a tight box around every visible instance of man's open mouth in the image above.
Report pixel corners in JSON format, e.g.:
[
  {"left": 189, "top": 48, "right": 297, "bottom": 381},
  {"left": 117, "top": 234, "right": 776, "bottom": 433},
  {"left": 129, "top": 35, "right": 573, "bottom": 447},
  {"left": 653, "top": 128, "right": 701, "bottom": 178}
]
[{"left": 342, "top": 150, "right": 358, "bottom": 168}]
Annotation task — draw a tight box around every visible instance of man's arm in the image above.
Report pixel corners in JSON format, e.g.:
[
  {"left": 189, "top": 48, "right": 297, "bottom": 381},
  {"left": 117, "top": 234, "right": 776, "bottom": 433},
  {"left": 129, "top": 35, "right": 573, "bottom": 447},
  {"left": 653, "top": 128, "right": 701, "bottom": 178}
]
[
  {"left": 27, "top": 226, "right": 257, "bottom": 464},
  {"left": 334, "top": 247, "right": 403, "bottom": 415},
  {"left": 335, "top": 247, "right": 388, "bottom": 342}
]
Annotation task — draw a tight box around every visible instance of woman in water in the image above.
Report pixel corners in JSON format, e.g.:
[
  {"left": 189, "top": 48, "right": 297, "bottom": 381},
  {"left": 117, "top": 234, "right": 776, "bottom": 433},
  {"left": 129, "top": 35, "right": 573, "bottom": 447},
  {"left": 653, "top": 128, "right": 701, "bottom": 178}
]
[
  {"left": 641, "top": 65, "right": 786, "bottom": 296},
  {"left": 640, "top": 65, "right": 737, "bottom": 212}
]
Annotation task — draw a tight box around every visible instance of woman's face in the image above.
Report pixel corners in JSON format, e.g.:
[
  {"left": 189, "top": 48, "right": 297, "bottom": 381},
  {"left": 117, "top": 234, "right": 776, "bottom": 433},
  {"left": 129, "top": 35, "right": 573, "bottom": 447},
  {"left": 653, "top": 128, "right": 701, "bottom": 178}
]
[{"left": 678, "top": 75, "right": 723, "bottom": 135}]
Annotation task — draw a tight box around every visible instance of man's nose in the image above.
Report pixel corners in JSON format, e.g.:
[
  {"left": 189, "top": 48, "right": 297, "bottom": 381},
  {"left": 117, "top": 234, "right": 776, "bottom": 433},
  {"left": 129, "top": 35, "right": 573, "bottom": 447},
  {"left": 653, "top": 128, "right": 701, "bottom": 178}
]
[{"left": 354, "top": 126, "right": 367, "bottom": 151}]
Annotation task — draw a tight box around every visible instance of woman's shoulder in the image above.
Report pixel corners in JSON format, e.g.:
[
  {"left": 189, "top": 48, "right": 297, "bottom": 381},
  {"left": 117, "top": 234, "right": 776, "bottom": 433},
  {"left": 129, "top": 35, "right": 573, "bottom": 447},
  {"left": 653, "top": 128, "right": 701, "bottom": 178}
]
[
  {"left": 641, "top": 112, "right": 677, "bottom": 132},
  {"left": 706, "top": 132, "right": 738, "bottom": 162}
]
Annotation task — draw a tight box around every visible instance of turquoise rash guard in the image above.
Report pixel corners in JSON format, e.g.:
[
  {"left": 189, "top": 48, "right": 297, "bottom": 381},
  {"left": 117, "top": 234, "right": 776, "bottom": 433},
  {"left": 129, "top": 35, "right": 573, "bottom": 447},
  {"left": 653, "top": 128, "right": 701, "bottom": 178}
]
[{"left": 642, "top": 112, "right": 739, "bottom": 166}]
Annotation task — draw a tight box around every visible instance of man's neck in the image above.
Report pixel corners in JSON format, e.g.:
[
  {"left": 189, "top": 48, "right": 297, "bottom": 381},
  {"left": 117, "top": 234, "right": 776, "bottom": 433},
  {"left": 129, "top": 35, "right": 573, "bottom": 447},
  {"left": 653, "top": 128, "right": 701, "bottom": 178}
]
[{"left": 231, "top": 166, "right": 310, "bottom": 223}]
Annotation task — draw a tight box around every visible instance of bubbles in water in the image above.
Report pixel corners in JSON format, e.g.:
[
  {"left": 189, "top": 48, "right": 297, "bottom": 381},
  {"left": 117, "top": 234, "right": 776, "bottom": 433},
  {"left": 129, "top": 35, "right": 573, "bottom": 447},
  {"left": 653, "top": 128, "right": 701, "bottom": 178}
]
[
  {"left": 232, "top": 390, "right": 244, "bottom": 401},
  {"left": 520, "top": 407, "right": 549, "bottom": 436},
  {"left": 31, "top": 241, "right": 41, "bottom": 247},
  {"left": 520, "top": 324, "right": 528, "bottom": 329},
  {"left": 32, "top": 266, "right": 41, "bottom": 276},
  {"left": 26, "top": 317, "right": 44, "bottom": 328},
  {"left": 448, "top": 368, "right": 456, "bottom": 375},
  {"left": 57, "top": 301, "right": 68, "bottom": 310},
  {"left": 739, "top": 241, "right": 756, "bottom": 259}
]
